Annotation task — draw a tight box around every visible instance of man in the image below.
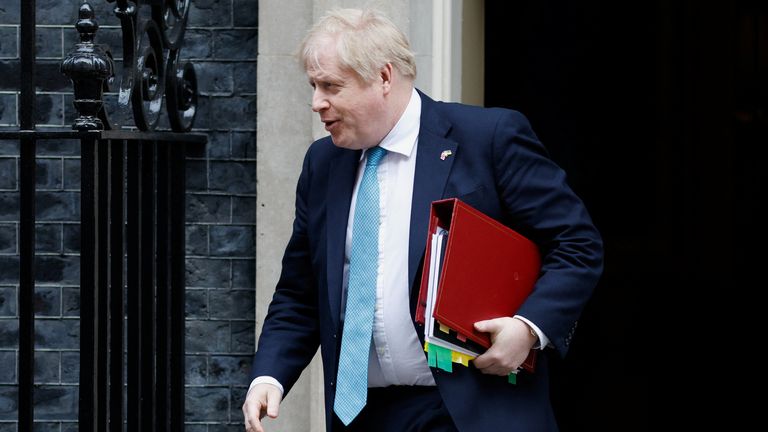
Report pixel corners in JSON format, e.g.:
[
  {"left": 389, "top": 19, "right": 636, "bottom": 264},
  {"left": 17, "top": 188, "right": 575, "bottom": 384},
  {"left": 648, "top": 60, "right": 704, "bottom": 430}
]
[{"left": 244, "top": 8, "right": 603, "bottom": 432}]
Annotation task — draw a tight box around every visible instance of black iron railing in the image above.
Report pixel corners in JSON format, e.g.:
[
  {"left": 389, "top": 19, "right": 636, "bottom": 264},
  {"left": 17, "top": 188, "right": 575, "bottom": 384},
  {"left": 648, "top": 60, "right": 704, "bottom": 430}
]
[{"left": 1, "top": 1, "right": 205, "bottom": 431}]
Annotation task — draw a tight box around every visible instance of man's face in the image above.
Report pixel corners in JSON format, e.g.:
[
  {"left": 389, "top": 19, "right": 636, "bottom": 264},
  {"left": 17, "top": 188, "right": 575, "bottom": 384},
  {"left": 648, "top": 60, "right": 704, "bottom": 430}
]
[{"left": 306, "top": 39, "right": 389, "bottom": 150}]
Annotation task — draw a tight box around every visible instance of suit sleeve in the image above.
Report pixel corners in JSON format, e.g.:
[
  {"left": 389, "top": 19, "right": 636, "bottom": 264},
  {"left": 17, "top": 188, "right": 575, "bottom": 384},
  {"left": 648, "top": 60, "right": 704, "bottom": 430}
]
[
  {"left": 492, "top": 110, "right": 604, "bottom": 357},
  {"left": 249, "top": 148, "right": 321, "bottom": 395}
]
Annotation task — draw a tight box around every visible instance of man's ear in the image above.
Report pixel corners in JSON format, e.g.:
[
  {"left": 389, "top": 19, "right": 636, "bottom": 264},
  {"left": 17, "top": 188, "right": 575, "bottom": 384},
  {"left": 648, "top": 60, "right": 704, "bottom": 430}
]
[{"left": 380, "top": 63, "right": 393, "bottom": 93}]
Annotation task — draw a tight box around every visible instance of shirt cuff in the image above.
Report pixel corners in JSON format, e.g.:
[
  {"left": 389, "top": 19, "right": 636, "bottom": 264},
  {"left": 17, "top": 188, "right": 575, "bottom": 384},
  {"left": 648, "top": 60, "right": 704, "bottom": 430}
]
[
  {"left": 513, "top": 315, "right": 551, "bottom": 349},
  {"left": 249, "top": 376, "right": 285, "bottom": 397}
]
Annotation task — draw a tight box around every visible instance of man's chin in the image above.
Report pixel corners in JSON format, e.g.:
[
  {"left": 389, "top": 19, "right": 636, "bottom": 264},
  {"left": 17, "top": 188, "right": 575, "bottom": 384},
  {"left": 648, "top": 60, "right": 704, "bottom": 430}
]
[{"left": 331, "top": 137, "right": 361, "bottom": 150}]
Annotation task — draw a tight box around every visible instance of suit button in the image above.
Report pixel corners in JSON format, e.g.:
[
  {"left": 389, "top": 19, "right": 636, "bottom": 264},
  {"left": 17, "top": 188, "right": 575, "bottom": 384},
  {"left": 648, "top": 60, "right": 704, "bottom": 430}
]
[
  {"left": 330, "top": 381, "right": 335, "bottom": 387},
  {"left": 333, "top": 334, "right": 337, "bottom": 339}
]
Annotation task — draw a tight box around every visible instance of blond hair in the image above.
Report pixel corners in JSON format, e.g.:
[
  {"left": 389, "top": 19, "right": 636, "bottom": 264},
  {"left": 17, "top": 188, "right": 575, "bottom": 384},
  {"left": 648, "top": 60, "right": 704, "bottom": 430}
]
[{"left": 299, "top": 8, "right": 417, "bottom": 83}]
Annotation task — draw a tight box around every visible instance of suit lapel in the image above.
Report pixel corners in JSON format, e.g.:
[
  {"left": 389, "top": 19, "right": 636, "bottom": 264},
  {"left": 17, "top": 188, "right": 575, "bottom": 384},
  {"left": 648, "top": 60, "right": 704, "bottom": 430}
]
[
  {"left": 408, "top": 96, "right": 457, "bottom": 293},
  {"left": 326, "top": 148, "right": 361, "bottom": 332}
]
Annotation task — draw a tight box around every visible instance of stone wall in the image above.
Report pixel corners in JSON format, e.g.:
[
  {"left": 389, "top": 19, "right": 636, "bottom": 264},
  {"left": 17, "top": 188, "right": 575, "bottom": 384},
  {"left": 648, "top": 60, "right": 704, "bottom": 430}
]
[{"left": 0, "top": 1, "right": 257, "bottom": 430}]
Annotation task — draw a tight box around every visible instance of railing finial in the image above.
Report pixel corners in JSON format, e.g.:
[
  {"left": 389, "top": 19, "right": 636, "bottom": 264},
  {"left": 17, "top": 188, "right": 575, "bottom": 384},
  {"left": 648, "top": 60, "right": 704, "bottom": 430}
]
[
  {"left": 75, "top": 3, "right": 98, "bottom": 43},
  {"left": 60, "top": 2, "right": 114, "bottom": 131}
]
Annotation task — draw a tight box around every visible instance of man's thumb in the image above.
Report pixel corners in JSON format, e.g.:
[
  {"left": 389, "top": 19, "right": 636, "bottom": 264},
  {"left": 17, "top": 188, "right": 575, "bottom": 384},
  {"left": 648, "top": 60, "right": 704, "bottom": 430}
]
[
  {"left": 266, "top": 389, "right": 280, "bottom": 419},
  {"left": 474, "top": 319, "right": 495, "bottom": 333}
]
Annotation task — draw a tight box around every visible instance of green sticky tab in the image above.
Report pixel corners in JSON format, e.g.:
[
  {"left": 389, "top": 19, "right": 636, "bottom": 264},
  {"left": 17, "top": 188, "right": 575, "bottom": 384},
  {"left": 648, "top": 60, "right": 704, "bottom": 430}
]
[
  {"left": 507, "top": 372, "right": 517, "bottom": 385},
  {"left": 435, "top": 345, "right": 453, "bottom": 373},
  {"left": 427, "top": 345, "right": 437, "bottom": 367}
]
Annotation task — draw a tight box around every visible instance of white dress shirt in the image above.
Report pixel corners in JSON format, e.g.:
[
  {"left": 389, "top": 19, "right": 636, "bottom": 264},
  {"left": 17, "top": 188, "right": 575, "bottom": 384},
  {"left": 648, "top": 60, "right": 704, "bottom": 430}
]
[{"left": 345, "top": 89, "right": 435, "bottom": 387}]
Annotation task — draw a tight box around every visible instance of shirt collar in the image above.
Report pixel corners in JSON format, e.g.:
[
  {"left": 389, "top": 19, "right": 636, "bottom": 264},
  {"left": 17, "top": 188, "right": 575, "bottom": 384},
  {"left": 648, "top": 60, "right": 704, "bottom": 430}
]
[{"left": 362, "top": 88, "right": 421, "bottom": 160}]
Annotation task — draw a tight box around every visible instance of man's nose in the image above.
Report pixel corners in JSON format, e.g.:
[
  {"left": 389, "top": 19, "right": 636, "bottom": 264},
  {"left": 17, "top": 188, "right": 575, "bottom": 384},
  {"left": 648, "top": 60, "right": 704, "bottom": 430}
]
[{"left": 311, "top": 91, "right": 329, "bottom": 112}]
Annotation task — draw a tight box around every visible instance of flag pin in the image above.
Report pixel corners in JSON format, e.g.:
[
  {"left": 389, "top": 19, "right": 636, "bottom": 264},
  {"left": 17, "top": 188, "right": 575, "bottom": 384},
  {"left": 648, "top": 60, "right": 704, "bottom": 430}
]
[{"left": 440, "top": 150, "right": 452, "bottom": 160}]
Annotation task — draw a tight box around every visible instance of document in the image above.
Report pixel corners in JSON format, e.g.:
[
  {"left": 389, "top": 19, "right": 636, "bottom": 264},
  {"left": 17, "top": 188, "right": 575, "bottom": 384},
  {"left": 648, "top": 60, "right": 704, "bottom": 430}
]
[
  {"left": 416, "top": 198, "right": 541, "bottom": 373},
  {"left": 423, "top": 228, "right": 486, "bottom": 358}
]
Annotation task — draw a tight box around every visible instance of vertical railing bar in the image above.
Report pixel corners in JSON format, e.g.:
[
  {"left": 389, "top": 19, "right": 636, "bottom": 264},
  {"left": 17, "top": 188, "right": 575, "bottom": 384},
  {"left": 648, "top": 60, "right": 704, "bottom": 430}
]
[
  {"left": 109, "top": 139, "right": 126, "bottom": 432},
  {"left": 126, "top": 139, "right": 142, "bottom": 432},
  {"left": 155, "top": 141, "right": 170, "bottom": 431},
  {"left": 18, "top": 0, "right": 37, "bottom": 430},
  {"left": 97, "top": 138, "right": 110, "bottom": 430},
  {"left": 19, "top": 0, "right": 35, "bottom": 130},
  {"left": 169, "top": 142, "right": 187, "bottom": 432},
  {"left": 140, "top": 140, "right": 156, "bottom": 432},
  {"left": 18, "top": 136, "right": 35, "bottom": 432},
  {"left": 79, "top": 136, "right": 98, "bottom": 432}
]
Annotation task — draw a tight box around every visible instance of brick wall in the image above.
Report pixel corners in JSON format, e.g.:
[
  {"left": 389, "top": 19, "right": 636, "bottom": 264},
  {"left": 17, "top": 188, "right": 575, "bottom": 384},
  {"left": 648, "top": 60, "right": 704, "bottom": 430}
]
[{"left": 0, "top": 1, "right": 257, "bottom": 430}]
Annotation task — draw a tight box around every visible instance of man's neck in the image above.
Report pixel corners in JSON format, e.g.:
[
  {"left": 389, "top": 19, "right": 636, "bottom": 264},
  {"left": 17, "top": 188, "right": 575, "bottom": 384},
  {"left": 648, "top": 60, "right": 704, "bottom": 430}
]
[{"left": 386, "top": 83, "right": 415, "bottom": 133}]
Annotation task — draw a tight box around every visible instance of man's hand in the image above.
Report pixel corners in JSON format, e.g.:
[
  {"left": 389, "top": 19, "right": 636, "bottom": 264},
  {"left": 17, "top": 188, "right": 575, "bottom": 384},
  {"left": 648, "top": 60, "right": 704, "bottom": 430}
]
[
  {"left": 473, "top": 317, "right": 538, "bottom": 376},
  {"left": 242, "top": 383, "right": 282, "bottom": 432}
]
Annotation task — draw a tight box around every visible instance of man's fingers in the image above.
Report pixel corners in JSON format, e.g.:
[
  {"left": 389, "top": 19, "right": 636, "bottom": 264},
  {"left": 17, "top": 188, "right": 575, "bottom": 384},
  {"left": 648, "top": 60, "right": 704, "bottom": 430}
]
[
  {"left": 473, "top": 318, "right": 503, "bottom": 370},
  {"left": 243, "top": 383, "right": 282, "bottom": 432},
  {"left": 473, "top": 317, "right": 531, "bottom": 376},
  {"left": 473, "top": 342, "right": 500, "bottom": 370},
  {"left": 474, "top": 348, "right": 517, "bottom": 376},
  {"left": 243, "top": 398, "right": 266, "bottom": 432},
  {"left": 474, "top": 345, "right": 499, "bottom": 370},
  {"left": 243, "top": 400, "right": 265, "bottom": 432},
  {"left": 473, "top": 353, "right": 492, "bottom": 370}
]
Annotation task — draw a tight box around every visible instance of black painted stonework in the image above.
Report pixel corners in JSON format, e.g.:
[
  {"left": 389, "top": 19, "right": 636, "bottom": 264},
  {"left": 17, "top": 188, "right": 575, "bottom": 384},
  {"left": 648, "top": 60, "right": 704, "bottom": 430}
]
[
  {"left": 209, "top": 226, "right": 255, "bottom": 257},
  {"left": 185, "top": 355, "right": 208, "bottom": 385},
  {"left": 34, "top": 350, "right": 60, "bottom": 382},
  {"left": 208, "top": 290, "right": 254, "bottom": 320},
  {"left": 35, "top": 158, "right": 63, "bottom": 189},
  {"left": 36, "top": 140, "right": 79, "bottom": 157},
  {"left": 33, "top": 286, "right": 61, "bottom": 317},
  {"left": 186, "top": 225, "right": 209, "bottom": 256},
  {"left": 0, "top": 351, "right": 15, "bottom": 383},
  {"left": 0, "top": 257, "right": 20, "bottom": 284},
  {"left": 231, "top": 259, "right": 255, "bottom": 289},
  {"left": 35, "top": 224, "right": 61, "bottom": 253},
  {"left": 186, "top": 258, "right": 232, "bottom": 288},
  {"left": 0, "top": 95, "right": 16, "bottom": 125},
  {"left": 0, "top": 224, "right": 16, "bottom": 253},
  {"left": 185, "top": 289, "right": 209, "bottom": 319},
  {"left": 208, "top": 355, "right": 251, "bottom": 385},
  {"left": 0, "top": 287, "right": 16, "bottom": 316},
  {"left": 61, "top": 288, "right": 79, "bottom": 317},
  {"left": 0, "top": 158, "right": 15, "bottom": 189},
  {"left": 0, "top": 27, "right": 18, "bottom": 58},
  {"left": 187, "top": 194, "right": 231, "bottom": 223},
  {"left": 0, "top": 0, "right": 257, "bottom": 428},
  {"left": 60, "top": 352, "right": 79, "bottom": 383},
  {"left": 185, "top": 387, "right": 229, "bottom": 422},
  {"left": 0, "top": 319, "right": 18, "bottom": 349},
  {"left": 190, "top": 0, "right": 233, "bottom": 27}
]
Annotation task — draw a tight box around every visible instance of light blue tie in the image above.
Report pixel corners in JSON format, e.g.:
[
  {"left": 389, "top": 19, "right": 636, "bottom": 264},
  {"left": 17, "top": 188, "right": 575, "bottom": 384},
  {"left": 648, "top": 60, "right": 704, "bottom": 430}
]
[{"left": 334, "top": 146, "right": 387, "bottom": 425}]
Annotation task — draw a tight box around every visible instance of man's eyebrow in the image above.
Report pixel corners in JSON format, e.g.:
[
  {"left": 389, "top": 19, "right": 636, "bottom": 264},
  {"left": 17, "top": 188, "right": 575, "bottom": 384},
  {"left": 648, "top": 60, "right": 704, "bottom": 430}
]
[{"left": 309, "top": 68, "right": 345, "bottom": 82}]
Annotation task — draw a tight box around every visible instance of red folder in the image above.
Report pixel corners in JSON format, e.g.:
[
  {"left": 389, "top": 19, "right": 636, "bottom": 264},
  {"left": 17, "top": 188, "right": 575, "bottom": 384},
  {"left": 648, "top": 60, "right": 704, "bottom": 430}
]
[{"left": 416, "top": 198, "right": 541, "bottom": 372}]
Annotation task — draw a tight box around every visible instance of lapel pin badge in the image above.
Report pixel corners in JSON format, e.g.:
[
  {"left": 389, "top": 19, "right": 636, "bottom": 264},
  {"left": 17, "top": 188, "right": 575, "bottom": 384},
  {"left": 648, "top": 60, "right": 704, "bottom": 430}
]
[{"left": 440, "top": 150, "right": 453, "bottom": 160}]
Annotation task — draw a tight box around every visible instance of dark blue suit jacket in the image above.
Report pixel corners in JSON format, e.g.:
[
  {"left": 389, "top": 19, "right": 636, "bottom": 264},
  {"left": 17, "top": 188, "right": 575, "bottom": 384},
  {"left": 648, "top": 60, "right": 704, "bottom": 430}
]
[{"left": 250, "top": 91, "right": 603, "bottom": 431}]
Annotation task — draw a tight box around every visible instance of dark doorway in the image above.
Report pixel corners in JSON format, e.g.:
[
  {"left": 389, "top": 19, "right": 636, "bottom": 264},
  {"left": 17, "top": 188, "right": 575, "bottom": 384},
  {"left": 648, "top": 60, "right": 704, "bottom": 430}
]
[{"left": 485, "top": 1, "right": 765, "bottom": 430}]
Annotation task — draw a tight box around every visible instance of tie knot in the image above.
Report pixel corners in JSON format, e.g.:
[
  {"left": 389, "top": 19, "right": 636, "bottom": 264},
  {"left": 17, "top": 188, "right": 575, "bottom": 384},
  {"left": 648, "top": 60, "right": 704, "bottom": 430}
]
[{"left": 365, "top": 146, "right": 387, "bottom": 167}]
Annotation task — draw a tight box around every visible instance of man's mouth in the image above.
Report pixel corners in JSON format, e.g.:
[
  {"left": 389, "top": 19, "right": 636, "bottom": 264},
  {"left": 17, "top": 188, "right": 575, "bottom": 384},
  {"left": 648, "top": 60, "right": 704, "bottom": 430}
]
[{"left": 323, "top": 120, "right": 338, "bottom": 132}]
